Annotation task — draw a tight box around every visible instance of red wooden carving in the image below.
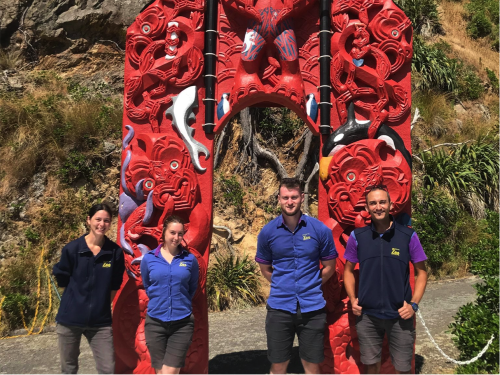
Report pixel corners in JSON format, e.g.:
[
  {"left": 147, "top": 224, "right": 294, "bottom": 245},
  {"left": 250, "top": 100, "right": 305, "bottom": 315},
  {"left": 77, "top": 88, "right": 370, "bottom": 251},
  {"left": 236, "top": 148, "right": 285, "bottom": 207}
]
[{"left": 116, "top": 0, "right": 413, "bottom": 373}]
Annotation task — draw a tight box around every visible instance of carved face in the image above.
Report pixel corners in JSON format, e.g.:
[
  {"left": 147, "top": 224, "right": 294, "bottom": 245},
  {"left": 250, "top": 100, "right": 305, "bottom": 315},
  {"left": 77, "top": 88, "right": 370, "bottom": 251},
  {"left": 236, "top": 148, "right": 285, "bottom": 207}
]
[
  {"left": 365, "top": 189, "right": 393, "bottom": 224},
  {"left": 278, "top": 186, "right": 304, "bottom": 217}
]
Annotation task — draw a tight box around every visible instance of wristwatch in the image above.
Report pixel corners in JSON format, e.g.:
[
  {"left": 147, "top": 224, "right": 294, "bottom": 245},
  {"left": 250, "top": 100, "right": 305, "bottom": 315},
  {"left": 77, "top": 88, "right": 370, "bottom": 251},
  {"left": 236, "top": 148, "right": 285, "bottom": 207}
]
[{"left": 410, "top": 302, "right": 419, "bottom": 312}]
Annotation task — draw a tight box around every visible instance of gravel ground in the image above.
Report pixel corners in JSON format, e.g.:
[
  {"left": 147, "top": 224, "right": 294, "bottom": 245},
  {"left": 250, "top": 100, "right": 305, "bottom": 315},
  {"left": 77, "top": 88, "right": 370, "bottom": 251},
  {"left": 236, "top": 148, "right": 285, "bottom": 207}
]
[{"left": 0, "top": 277, "right": 478, "bottom": 374}]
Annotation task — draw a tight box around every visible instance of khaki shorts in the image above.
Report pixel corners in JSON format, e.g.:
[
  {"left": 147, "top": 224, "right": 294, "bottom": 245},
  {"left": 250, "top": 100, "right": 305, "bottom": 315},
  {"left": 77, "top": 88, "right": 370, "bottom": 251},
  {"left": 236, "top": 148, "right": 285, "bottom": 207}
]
[{"left": 355, "top": 314, "right": 415, "bottom": 372}]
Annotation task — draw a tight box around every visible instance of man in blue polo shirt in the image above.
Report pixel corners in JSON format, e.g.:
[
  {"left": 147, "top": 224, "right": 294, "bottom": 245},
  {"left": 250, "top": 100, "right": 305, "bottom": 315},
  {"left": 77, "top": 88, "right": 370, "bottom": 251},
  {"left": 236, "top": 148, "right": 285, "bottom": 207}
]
[
  {"left": 256, "top": 178, "right": 338, "bottom": 374},
  {"left": 344, "top": 185, "right": 428, "bottom": 374}
]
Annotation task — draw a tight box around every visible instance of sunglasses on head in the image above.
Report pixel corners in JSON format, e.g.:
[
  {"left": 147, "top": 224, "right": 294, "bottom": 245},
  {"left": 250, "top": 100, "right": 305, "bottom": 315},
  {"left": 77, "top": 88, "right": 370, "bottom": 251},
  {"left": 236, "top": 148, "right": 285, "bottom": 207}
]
[{"left": 365, "top": 184, "right": 388, "bottom": 193}]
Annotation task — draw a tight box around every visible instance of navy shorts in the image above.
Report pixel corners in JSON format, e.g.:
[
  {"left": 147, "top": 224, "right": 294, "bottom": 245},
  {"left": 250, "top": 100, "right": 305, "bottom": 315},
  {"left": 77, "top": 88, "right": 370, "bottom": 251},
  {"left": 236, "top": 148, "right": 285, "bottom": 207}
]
[
  {"left": 144, "top": 314, "right": 194, "bottom": 369},
  {"left": 265, "top": 304, "right": 326, "bottom": 364}
]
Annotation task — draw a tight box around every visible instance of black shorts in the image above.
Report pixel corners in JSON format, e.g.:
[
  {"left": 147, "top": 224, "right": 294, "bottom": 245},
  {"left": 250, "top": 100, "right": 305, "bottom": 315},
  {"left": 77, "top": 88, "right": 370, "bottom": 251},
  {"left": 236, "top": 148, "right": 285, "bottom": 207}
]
[
  {"left": 265, "top": 304, "right": 326, "bottom": 364},
  {"left": 355, "top": 314, "right": 415, "bottom": 372},
  {"left": 144, "top": 314, "right": 195, "bottom": 369}
]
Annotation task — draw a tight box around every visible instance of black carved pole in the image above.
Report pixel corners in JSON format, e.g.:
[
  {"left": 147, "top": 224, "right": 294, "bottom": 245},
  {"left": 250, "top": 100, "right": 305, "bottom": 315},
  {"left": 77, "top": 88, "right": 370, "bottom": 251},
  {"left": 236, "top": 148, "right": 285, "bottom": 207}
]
[
  {"left": 318, "top": 0, "right": 331, "bottom": 135},
  {"left": 203, "top": 0, "right": 218, "bottom": 134}
]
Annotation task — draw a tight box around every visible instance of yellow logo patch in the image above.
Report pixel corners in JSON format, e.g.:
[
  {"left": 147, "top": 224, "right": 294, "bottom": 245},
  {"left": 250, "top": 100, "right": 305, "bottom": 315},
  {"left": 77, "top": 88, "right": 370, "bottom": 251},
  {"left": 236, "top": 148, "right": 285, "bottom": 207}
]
[
  {"left": 102, "top": 262, "right": 111, "bottom": 268},
  {"left": 303, "top": 234, "right": 311, "bottom": 240},
  {"left": 391, "top": 248, "right": 400, "bottom": 256},
  {"left": 179, "top": 262, "right": 187, "bottom": 267}
]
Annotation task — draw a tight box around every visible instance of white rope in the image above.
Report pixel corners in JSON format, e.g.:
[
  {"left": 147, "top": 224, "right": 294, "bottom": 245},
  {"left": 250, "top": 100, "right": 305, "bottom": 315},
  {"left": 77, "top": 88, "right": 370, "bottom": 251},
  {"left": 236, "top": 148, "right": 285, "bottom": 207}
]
[{"left": 416, "top": 310, "right": 495, "bottom": 365}]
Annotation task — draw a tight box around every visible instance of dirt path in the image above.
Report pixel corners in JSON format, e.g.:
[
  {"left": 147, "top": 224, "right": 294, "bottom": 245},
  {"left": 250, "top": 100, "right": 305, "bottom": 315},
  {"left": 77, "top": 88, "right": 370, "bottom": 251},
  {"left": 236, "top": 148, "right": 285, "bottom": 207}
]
[{"left": 0, "top": 277, "right": 478, "bottom": 374}]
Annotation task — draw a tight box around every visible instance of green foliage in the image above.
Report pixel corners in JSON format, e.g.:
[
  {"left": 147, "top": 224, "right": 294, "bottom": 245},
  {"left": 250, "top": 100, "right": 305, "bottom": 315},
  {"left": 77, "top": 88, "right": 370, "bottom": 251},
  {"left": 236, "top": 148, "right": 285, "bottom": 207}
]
[
  {"left": 207, "top": 254, "right": 265, "bottom": 311},
  {"left": 418, "top": 137, "right": 499, "bottom": 209},
  {"left": 467, "top": 12, "right": 493, "bottom": 39},
  {"left": 395, "top": 0, "right": 442, "bottom": 35},
  {"left": 485, "top": 68, "right": 499, "bottom": 93},
  {"left": 24, "top": 228, "right": 40, "bottom": 243},
  {"left": 219, "top": 174, "right": 245, "bottom": 212},
  {"left": 412, "top": 37, "right": 458, "bottom": 92},
  {"left": 450, "top": 211, "right": 499, "bottom": 374},
  {"left": 456, "top": 64, "right": 484, "bottom": 100},
  {"left": 257, "top": 107, "right": 303, "bottom": 141},
  {"left": 58, "top": 151, "right": 104, "bottom": 184},
  {"left": 464, "top": 0, "right": 499, "bottom": 51},
  {"left": 411, "top": 188, "right": 460, "bottom": 270}
]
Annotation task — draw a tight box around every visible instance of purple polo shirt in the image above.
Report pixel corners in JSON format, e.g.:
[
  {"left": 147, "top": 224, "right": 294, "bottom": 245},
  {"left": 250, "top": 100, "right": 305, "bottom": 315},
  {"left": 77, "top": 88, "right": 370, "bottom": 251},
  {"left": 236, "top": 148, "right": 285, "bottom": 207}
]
[
  {"left": 256, "top": 214, "right": 338, "bottom": 314},
  {"left": 344, "top": 231, "right": 427, "bottom": 264}
]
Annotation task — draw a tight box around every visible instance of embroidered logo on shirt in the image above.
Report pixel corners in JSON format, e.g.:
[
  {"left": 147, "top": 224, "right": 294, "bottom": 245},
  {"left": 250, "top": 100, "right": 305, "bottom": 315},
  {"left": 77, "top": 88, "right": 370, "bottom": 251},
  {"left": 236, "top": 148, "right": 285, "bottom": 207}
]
[
  {"left": 391, "top": 248, "right": 400, "bottom": 256},
  {"left": 302, "top": 233, "right": 311, "bottom": 240},
  {"left": 179, "top": 262, "right": 187, "bottom": 267},
  {"left": 102, "top": 261, "right": 111, "bottom": 268}
]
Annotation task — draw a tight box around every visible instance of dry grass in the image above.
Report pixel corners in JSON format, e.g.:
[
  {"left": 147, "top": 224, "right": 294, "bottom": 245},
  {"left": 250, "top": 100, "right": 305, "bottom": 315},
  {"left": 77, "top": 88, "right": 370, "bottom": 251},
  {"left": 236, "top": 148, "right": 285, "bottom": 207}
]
[
  {"left": 0, "top": 73, "right": 122, "bottom": 195},
  {"left": 436, "top": 0, "right": 499, "bottom": 78}
]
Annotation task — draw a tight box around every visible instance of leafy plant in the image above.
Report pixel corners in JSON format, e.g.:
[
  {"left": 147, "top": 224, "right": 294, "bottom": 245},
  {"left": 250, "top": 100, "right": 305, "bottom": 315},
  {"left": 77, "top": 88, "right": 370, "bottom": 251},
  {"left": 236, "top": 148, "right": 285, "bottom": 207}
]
[
  {"left": 395, "top": 0, "right": 442, "bottom": 36},
  {"left": 456, "top": 64, "right": 484, "bottom": 100},
  {"left": 450, "top": 211, "right": 499, "bottom": 374},
  {"left": 485, "top": 68, "right": 499, "bottom": 93},
  {"left": 58, "top": 151, "right": 104, "bottom": 184},
  {"left": 412, "top": 37, "right": 458, "bottom": 92},
  {"left": 219, "top": 174, "right": 245, "bottom": 212},
  {"left": 207, "top": 254, "right": 265, "bottom": 311},
  {"left": 257, "top": 107, "right": 303, "bottom": 141}
]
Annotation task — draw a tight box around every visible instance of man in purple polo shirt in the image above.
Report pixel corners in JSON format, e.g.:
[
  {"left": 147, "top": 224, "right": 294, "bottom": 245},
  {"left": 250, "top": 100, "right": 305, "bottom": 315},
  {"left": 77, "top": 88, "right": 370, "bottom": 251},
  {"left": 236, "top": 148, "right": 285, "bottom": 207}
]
[
  {"left": 344, "top": 185, "right": 428, "bottom": 374},
  {"left": 256, "top": 178, "right": 338, "bottom": 374}
]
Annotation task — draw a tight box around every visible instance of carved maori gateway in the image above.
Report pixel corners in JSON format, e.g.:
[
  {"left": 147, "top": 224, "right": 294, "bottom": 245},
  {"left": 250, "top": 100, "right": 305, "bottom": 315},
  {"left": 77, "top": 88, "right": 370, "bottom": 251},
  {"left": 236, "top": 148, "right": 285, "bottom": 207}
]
[{"left": 114, "top": 0, "right": 414, "bottom": 372}]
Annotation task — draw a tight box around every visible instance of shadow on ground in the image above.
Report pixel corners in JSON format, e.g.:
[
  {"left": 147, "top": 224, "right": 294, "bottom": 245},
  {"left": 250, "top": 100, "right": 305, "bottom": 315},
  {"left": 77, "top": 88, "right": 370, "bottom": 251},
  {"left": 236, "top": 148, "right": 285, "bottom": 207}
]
[
  {"left": 415, "top": 354, "right": 424, "bottom": 374},
  {"left": 209, "top": 347, "right": 304, "bottom": 374},
  {"left": 209, "top": 348, "right": 425, "bottom": 374}
]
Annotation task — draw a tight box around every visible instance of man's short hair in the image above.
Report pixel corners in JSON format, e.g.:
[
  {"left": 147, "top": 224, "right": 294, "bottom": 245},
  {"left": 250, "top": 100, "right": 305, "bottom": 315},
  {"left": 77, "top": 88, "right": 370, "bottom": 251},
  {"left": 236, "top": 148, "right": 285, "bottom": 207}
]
[
  {"left": 279, "top": 178, "right": 303, "bottom": 193},
  {"left": 365, "top": 184, "right": 391, "bottom": 203}
]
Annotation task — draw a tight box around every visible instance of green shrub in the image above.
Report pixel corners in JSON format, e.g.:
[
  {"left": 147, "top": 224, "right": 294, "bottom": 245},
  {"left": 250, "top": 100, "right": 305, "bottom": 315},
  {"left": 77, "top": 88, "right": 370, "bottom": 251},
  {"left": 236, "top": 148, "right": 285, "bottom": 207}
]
[
  {"left": 219, "top": 174, "right": 245, "bottom": 212},
  {"left": 450, "top": 211, "right": 499, "bottom": 374},
  {"left": 395, "top": 0, "right": 442, "bottom": 35},
  {"left": 58, "top": 151, "right": 105, "bottom": 184},
  {"left": 412, "top": 37, "right": 458, "bottom": 92},
  {"left": 456, "top": 64, "right": 484, "bottom": 100},
  {"left": 207, "top": 254, "right": 265, "bottom": 311},
  {"left": 485, "top": 68, "right": 499, "bottom": 93},
  {"left": 467, "top": 12, "right": 493, "bottom": 39},
  {"left": 257, "top": 107, "right": 303, "bottom": 140}
]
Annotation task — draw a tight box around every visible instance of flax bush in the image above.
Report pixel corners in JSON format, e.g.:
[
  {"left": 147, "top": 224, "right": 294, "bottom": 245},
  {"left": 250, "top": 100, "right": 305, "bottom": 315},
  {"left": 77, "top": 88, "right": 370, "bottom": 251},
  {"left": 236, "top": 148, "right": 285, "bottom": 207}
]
[{"left": 207, "top": 253, "right": 265, "bottom": 311}]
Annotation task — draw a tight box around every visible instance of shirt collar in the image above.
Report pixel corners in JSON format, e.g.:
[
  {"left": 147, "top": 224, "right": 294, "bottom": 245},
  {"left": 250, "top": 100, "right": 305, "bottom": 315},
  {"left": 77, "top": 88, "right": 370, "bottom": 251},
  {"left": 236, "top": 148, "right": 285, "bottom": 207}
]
[
  {"left": 277, "top": 213, "right": 307, "bottom": 228},
  {"left": 78, "top": 235, "right": 112, "bottom": 254},
  {"left": 154, "top": 244, "right": 189, "bottom": 257},
  {"left": 370, "top": 215, "right": 395, "bottom": 236}
]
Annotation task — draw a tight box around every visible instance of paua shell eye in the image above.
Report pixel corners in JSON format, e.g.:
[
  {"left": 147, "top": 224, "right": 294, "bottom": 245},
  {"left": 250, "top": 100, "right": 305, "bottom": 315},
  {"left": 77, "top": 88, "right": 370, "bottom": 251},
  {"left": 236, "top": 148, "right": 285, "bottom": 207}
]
[{"left": 170, "top": 161, "right": 179, "bottom": 170}]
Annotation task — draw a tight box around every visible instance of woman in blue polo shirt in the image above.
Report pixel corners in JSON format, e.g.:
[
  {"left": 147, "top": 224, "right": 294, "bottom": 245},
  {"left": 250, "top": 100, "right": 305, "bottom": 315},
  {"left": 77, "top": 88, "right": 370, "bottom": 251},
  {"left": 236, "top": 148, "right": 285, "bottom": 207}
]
[
  {"left": 140, "top": 215, "right": 199, "bottom": 374},
  {"left": 53, "top": 203, "right": 125, "bottom": 374}
]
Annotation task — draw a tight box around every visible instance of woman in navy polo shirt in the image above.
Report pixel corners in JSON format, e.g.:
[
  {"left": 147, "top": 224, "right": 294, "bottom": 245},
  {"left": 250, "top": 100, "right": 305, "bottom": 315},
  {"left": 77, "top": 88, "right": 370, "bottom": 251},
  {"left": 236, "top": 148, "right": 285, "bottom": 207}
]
[
  {"left": 53, "top": 203, "right": 125, "bottom": 374},
  {"left": 141, "top": 215, "right": 199, "bottom": 374}
]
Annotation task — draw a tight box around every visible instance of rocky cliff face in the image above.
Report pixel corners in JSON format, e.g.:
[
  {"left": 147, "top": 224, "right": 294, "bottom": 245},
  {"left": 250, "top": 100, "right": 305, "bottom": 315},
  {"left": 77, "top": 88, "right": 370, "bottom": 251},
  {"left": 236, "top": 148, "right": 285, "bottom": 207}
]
[{"left": 1, "top": 0, "right": 150, "bottom": 55}]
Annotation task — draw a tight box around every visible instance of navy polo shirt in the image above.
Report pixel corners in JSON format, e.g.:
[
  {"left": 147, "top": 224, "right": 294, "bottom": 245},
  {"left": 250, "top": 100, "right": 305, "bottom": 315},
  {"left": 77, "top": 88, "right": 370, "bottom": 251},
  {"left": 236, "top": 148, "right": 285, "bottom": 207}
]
[
  {"left": 256, "top": 214, "right": 338, "bottom": 314},
  {"left": 141, "top": 245, "right": 199, "bottom": 322}
]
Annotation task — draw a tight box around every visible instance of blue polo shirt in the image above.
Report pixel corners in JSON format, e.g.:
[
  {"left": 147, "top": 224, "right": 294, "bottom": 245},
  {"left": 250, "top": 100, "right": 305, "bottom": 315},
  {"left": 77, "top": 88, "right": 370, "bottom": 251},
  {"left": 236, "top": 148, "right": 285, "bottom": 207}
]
[
  {"left": 140, "top": 245, "right": 199, "bottom": 322},
  {"left": 256, "top": 214, "right": 338, "bottom": 313}
]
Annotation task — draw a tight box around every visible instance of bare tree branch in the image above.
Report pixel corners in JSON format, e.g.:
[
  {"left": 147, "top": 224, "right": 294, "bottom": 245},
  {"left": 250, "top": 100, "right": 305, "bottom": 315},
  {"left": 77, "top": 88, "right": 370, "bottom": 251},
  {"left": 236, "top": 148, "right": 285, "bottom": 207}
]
[
  {"left": 422, "top": 140, "right": 472, "bottom": 153},
  {"left": 411, "top": 108, "right": 420, "bottom": 132},
  {"left": 284, "top": 128, "right": 308, "bottom": 153},
  {"left": 294, "top": 129, "right": 313, "bottom": 179},
  {"left": 213, "top": 225, "right": 235, "bottom": 256},
  {"left": 97, "top": 40, "right": 125, "bottom": 53},
  {"left": 213, "top": 127, "right": 227, "bottom": 169},
  {"left": 303, "top": 162, "right": 319, "bottom": 215}
]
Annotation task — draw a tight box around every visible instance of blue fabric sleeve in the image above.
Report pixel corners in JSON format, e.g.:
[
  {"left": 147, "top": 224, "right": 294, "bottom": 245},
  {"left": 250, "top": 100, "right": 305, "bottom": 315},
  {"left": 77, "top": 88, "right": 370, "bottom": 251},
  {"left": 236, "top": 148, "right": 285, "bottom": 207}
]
[
  {"left": 256, "top": 230, "right": 272, "bottom": 264},
  {"left": 344, "top": 232, "right": 359, "bottom": 263},
  {"left": 189, "top": 256, "right": 199, "bottom": 300},
  {"left": 52, "top": 246, "right": 73, "bottom": 287},
  {"left": 140, "top": 255, "right": 151, "bottom": 296},
  {"left": 320, "top": 225, "right": 338, "bottom": 260},
  {"left": 111, "top": 248, "right": 125, "bottom": 290}
]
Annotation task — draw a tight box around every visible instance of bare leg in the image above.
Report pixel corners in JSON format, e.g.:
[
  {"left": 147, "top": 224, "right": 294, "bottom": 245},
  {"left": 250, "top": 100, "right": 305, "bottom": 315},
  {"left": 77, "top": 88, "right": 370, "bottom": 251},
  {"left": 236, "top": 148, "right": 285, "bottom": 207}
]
[
  {"left": 301, "top": 359, "right": 320, "bottom": 374},
  {"left": 270, "top": 360, "right": 290, "bottom": 374},
  {"left": 365, "top": 362, "right": 381, "bottom": 374},
  {"left": 156, "top": 365, "right": 181, "bottom": 374}
]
